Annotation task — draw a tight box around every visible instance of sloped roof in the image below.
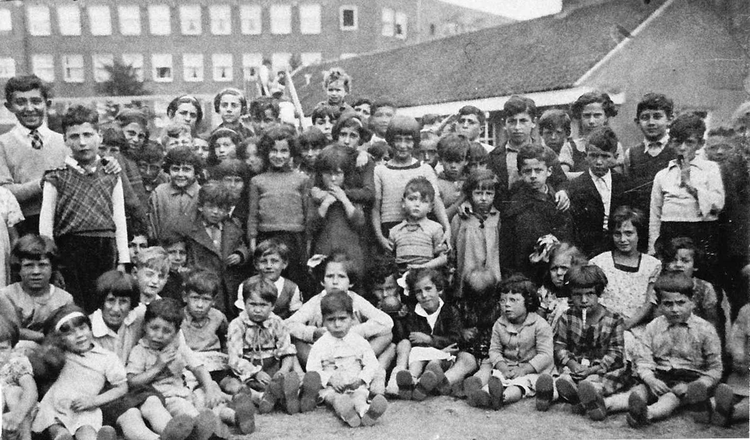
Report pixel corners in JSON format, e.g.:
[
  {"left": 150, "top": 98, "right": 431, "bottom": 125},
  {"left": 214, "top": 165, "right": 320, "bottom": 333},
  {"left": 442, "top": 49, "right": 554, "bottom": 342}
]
[{"left": 292, "top": 0, "right": 667, "bottom": 113}]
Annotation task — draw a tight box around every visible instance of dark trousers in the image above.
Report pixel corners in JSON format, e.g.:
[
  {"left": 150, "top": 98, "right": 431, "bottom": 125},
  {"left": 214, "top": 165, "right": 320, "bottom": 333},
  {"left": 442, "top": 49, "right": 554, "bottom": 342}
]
[
  {"left": 57, "top": 234, "right": 117, "bottom": 313},
  {"left": 658, "top": 221, "right": 720, "bottom": 283}
]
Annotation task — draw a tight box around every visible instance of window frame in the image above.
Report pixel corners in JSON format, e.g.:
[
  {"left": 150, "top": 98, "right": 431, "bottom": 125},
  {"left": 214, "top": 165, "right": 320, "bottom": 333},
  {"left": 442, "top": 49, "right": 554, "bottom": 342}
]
[
  {"left": 0, "top": 57, "right": 15, "bottom": 79},
  {"left": 339, "top": 5, "right": 358, "bottom": 31},
  {"left": 179, "top": 4, "right": 202, "bottom": 35},
  {"left": 395, "top": 11, "right": 407, "bottom": 39},
  {"left": 62, "top": 54, "right": 85, "bottom": 83},
  {"left": 92, "top": 54, "right": 114, "bottom": 83},
  {"left": 381, "top": 8, "right": 394, "bottom": 37},
  {"left": 122, "top": 53, "right": 144, "bottom": 81},
  {"left": 32, "top": 55, "right": 55, "bottom": 82},
  {"left": 57, "top": 5, "right": 81, "bottom": 36},
  {"left": 27, "top": 5, "right": 52, "bottom": 36},
  {"left": 242, "top": 53, "right": 263, "bottom": 81},
  {"left": 118, "top": 5, "right": 141, "bottom": 36},
  {"left": 0, "top": 8, "right": 12, "bottom": 33},
  {"left": 239, "top": 4, "right": 262, "bottom": 35},
  {"left": 148, "top": 5, "right": 171, "bottom": 36},
  {"left": 88, "top": 5, "right": 113, "bottom": 36},
  {"left": 299, "top": 4, "right": 321, "bottom": 35},
  {"left": 209, "top": 5, "right": 231, "bottom": 35},
  {"left": 212, "top": 54, "right": 233, "bottom": 82},
  {"left": 269, "top": 4, "right": 292, "bottom": 35},
  {"left": 152, "top": 53, "right": 173, "bottom": 82},
  {"left": 182, "top": 53, "right": 204, "bottom": 82}
]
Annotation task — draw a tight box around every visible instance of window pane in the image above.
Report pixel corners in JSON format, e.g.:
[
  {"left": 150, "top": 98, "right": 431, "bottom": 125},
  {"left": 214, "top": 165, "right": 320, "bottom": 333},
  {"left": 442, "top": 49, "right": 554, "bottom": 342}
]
[
  {"left": 180, "top": 5, "right": 201, "bottom": 35},
  {"left": 148, "top": 5, "right": 171, "bottom": 35},
  {"left": 118, "top": 6, "right": 141, "bottom": 35},
  {"left": 89, "top": 6, "right": 112, "bottom": 36},
  {"left": 122, "top": 53, "right": 144, "bottom": 81},
  {"left": 92, "top": 54, "right": 114, "bottom": 82},
  {"left": 239, "top": 5, "right": 261, "bottom": 35},
  {"left": 270, "top": 5, "right": 291, "bottom": 35},
  {"left": 32, "top": 55, "right": 54, "bottom": 82},
  {"left": 299, "top": 4, "right": 321, "bottom": 35},
  {"left": 0, "top": 58, "right": 15, "bottom": 78},
  {"left": 28, "top": 6, "right": 51, "bottom": 36},
  {"left": 340, "top": 6, "right": 357, "bottom": 30},
  {"left": 183, "top": 54, "right": 204, "bottom": 82},
  {"left": 381, "top": 8, "right": 394, "bottom": 36},
  {"left": 58, "top": 5, "right": 81, "bottom": 36},
  {"left": 62, "top": 55, "right": 84, "bottom": 83},
  {"left": 152, "top": 54, "right": 173, "bottom": 81},
  {"left": 212, "top": 54, "right": 233, "bottom": 82},
  {"left": 242, "top": 53, "right": 263, "bottom": 80},
  {"left": 395, "top": 12, "right": 407, "bottom": 39},
  {"left": 0, "top": 9, "right": 11, "bottom": 33},
  {"left": 209, "top": 5, "right": 231, "bottom": 35}
]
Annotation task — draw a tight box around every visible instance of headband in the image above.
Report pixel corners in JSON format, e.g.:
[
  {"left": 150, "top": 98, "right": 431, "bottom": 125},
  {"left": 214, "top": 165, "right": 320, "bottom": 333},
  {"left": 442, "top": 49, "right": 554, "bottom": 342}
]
[{"left": 55, "top": 311, "right": 86, "bottom": 332}]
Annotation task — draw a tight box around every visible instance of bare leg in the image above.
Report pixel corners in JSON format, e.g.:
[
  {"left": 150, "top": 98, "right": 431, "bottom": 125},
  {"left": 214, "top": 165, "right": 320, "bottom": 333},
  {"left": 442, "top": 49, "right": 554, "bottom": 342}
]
[
  {"left": 369, "top": 332, "right": 393, "bottom": 357},
  {"left": 294, "top": 340, "right": 312, "bottom": 367},
  {"left": 378, "top": 343, "right": 396, "bottom": 370},
  {"left": 140, "top": 395, "right": 173, "bottom": 434},
  {"left": 647, "top": 392, "right": 681, "bottom": 421},
  {"left": 408, "top": 360, "right": 427, "bottom": 380},
  {"left": 117, "top": 409, "right": 159, "bottom": 440},
  {"left": 503, "top": 385, "right": 524, "bottom": 404},
  {"left": 444, "top": 352, "right": 478, "bottom": 385},
  {"left": 73, "top": 425, "right": 97, "bottom": 440}
]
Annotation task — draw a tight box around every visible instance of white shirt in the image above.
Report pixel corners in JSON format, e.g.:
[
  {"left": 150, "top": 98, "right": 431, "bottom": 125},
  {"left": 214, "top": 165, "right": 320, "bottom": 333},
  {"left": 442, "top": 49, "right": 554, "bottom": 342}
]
[{"left": 589, "top": 169, "right": 612, "bottom": 230}]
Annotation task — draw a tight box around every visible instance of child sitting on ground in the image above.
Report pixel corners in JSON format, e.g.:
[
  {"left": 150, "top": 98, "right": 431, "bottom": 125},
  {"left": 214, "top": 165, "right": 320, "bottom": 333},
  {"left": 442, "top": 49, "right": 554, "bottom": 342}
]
[
  {"left": 0, "top": 316, "right": 37, "bottom": 440},
  {"left": 306, "top": 290, "right": 388, "bottom": 427},
  {"left": 535, "top": 265, "right": 633, "bottom": 420}
]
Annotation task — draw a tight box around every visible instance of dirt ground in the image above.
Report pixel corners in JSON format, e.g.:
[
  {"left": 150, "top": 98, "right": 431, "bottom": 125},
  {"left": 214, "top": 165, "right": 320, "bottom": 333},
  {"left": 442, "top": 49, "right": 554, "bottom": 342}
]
[{"left": 234, "top": 395, "right": 749, "bottom": 440}]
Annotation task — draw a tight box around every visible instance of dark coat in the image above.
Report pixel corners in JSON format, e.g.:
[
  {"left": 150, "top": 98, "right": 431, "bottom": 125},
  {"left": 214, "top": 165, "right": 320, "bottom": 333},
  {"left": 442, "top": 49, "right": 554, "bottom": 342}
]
[{"left": 398, "top": 302, "right": 463, "bottom": 349}]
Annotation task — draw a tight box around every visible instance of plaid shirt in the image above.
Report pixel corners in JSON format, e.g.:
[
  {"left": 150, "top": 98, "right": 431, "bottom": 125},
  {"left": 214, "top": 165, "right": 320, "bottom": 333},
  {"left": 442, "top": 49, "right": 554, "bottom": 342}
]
[
  {"left": 227, "top": 312, "right": 296, "bottom": 379},
  {"left": 554, "top": 306, "right": 625, "bottom": 372}
]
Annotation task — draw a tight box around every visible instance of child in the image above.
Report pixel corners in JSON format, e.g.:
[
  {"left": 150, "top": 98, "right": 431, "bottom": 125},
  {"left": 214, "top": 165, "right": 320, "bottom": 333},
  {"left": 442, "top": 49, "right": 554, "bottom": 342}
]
[
  {"left": 367, "top": 141, "right": 391, "bottom": 167},
  {"left": 368, "top": 100, "right": 397, "bottom": 144},
  {"left": 206, "top": 127, "right": 242, "bottom": 169},
  {"left": 0, "top": 186, "right": 22, "bottom": 287},
  {"left": 623, "top": 93, "right": 675, "bottom": 252},
  {"left": 373, "top": 115, "right": 450, "bottom": 254},
  {"left": 238, "top": 136, "right": 265, "bottom": 176},
  {"left": 213, "top": 88, "right": 253, "bottom": 140},
  {"left": 128, "top": 232, "right": 149, "bottom": 266},
  {"left": 184, "top": 182, "right": 249, "bottom": 317},
  {"left": 538, "top": 109, "right": 572, "bottom": 155},
  {"left": 311, "top": 105, "right": 340, "bottom": 142},
  {"left": 234, "top": 239, "right": 302, "bottom": 319},
  {"left": 248, "top": 97, "right": 280, "bottom": 135},
  {"left": 321, "top": 68, "right": 352, "bottom": 113},
  {"left": 537, "top": 242, "right": 587, "bottom": 330},
  {"left": 648, "top": 113, "right": 725, "bottom": 278},
  {"left": 306, "top": 290, "right": 388, "bottom": 427},
  {"left": 418, "top": 132, "right": 439, "bottom": 169},
  {"left": 625, "top": 271, "right": 722, "bottom": 427},
  {"left": 136, "top": 141, "right": 169, "bottom": 199},
  {"left": 565, "top": 91, "right": 625, "bottom": 176},
  {"left": 394, "top": 269, "right": 467, "bottom": 401},
  {"left": 535, "top": 265, "right": 632, "bottom": 419},
  {"left": 159, "top": 123, "right": 193, "bottom": 152},
  {"left": 225, "top": 277, "right": 305, "bottom": 414},
  {"left": 437, "top": 134, "right": 470, "bottom": 220},
  {"left": 39, "top": 105, "right": 130, "bottom": 313},
  {"left": 127, "top": 298, "right": 256, "bottom": 434},
  {"left": 466, "top": 142, "right": 489, "bottom": 175},
  {"left": 148, "top": 145, "right": 202, "bottom": 241},
  {"left": 132, "top": 246, "right": 170, "bottom": 307},
  {"left": 353, "top": 97, "right": 371, "bottom": 122},
  {"left": 464, "top": 275, "right": 553, "bottom": 410},
  {"left": 33, "top": 305, "right": 128, "bottom": 440},
  {"left": 714, "top": 295, "right": 750, "bottom": 426},
  {"left": 296, "top": 127, "right": 328, "bottom": 177},
  {"left": 0, "top": 316, "right": 37, "bottom": 440},
  {"left": 309, "top": 145, "right": 368, "bottom": 281},
  {"left": 247, "top": 124, "right": 310, "bottom": 290},
  {"left": 1, "top": 235, "right": 73, "bottom": 345},
  {"left": 181, "top": 269, "right": 229, "bottom": 381},
  {"left": 159, "top": 234, "right": 187, "bottom": 301},
  {"left": 389, "top": 177, "right": 448, "bottom": 273},
  {"left": 451, "top": 169, "right": 501, "bottom": 295},
  {"left": 454, "top": 105, "right": 492, "bottom": 153},
  {"left": 568, "top": 126, "right": 632, "bottom": 257},
  {"left": 499, "top": 144, "right": 573, "bottom": 281}
]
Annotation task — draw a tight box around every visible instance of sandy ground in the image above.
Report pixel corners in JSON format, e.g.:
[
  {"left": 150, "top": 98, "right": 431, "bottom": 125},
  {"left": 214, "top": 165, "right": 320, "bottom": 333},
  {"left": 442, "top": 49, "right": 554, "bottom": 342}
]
[{"left": 233, "top": 395, "right": 749, "bottom": 440}]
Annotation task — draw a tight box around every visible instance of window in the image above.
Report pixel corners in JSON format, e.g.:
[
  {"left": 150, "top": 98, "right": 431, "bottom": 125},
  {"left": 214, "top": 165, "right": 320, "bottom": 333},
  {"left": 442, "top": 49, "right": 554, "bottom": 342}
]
[
  {"left": 27, "top": 6, "right": 51, "bottom": 36},
  {"left": 0, "top": 9, "right": 11, "bottom": 33},
  {"left": 180, "top": 5, "right": 201, "bottom": 35},
  {"left": 239, "top": 5, "right": 261, "bottom": 35},
  {"left": 340, "top": 53, "right": 357, "bottom": 60},
  {"left": 0, "top": 58, "right": 15, "bottom": 78},
  {"left": 152, "top": 54, "right": 173, "bottom": 81},
  {"left": 299, "top": 4, "right": 321, "bottom": 34},
  {"left": 340, "top": 6, "right": 357, "bottom": 31},
  {"left": 212, "top": 54, "right": 233, "bottom": 82},
  {"left": 242, "top": 53, "right": 263, "bottom": 80},
  {"left": 209, "top": 5, "right": 231, "bottom": 35},
  {"left": 381, "top": 8, "right": 394, "bottom": 36},
  {"left": 395, "top": 12, "right": 407, "bottom": 39},
  {"left": 300, "top": 52, "right": 322, "bottom": 66},
  {"left": 270, "top": 5, "right": 291, "bottom": 35},
  {"left": 32, "top": 55, "right": 54, "bottom": 82},
  {"left": 92, "top": 54, "right": 114, "bottom": 82},
  {"left": 271, "top": 53, "right": 291, "bottom": 74},
  {"left": 122, "top": 54, "right": 144, "bottom": 81},
  {"left": 118, "top": 6, "right": 141, "bottom": 35},
  {"left": 57, "top": 5, "right": 81, "bottom": 36},
  {"left": 62, "top": 55, "right": 84, "bottom": 83},
  {"left": 183, "top": 54, "right": 204, "bottom": 82},
  {"left": 89, "top": 6, "right": 112, "bottom": 36},
  {"left": 148, "top": 5, "right": 171, "bottom": 35}
]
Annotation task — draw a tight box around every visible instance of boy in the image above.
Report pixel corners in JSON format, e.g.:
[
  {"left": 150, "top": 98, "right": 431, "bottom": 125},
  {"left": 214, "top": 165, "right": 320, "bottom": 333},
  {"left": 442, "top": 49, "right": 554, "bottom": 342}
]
[
  {"left": 568, "top": 127, "right": 632, "bottom": 257},
  {"left": 320, "top": 68, "right": 352, "bottom": 114},
  {"left": 625, "top": 271, "right": 722, "bottom": 427},
  {"left": 306, "top": 291, "right": 388, "bottom": 427},
  {"left": 213, "top": 88, "right": 252, "bottom": 140},
  {"left": 368, "top": 100, "right": 397, "bottom": 144},
  {"left": 183, "top": 182, "right": 248, "bottom": 317},
  {"left": 148, "top": 145, "right": 202, "bottom": 241},
  {"left": 624, "top": 93, "right": 676, "bottom": 252},
  {"left": 648, "top": 113, "right": 724, "bottom": 276},
  {"left": 136, "top": 141, "right": 169, "bottom": 199},
  {"left": 181, "top": 269, "right": 229, "bottom": 382},
  {"left": 418, "top": 132, "right": 440, "bottom": 169},
  {"left": 436, "top": 134, "right": 470, "bottom": 220},
  {"left": 159, "top": 234, "right": 188, "bottom": 301},
  {"left": 713, "top": 290, "right": 750, "bottom": 427},
  {"left": 233, "top": 239, "right": 302, "bottom": 319},
  {"left": 126, "top": 298, "right": 256, "bottom": 435},
  {"left": 388, "top": 177, "right": 448, "bottom": 273},
  {"left": 128, "top": 232, "right": 149, "bottom": 268},
  {"left": 39, "top": 105, "right": 129, "bottom": 313},
  {"left": 538, "top": 109, "right": 572, "bottom": 155},
  {"left": 353, "top": 97, "right": 372, "bottom": 123},
  {"left": 455, "top": 105, "right": 492, "bottom": 153},
  {"left": 499, "top": 144, "right": 573, "bottom": 280},
  {"left": 160, "top": 123, "right": 193, "bottom": 152}
]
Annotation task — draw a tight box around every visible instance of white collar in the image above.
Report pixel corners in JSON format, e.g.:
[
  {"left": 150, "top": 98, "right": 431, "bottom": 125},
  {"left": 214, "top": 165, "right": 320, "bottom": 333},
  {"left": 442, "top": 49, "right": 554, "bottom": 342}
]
[
  {"left": 15, "top": 121, "right": 51, "bottom": 137},
  {"left": 588, "top": 169, "right": 612, "bottom": 187},
  {"left": 90, "top": 308, "right": 138, "bottom": 338},
  {"left": 643, "top": 134, "right": 670, "bottom": 152},
  {"left": 414, "top": 298, "right": 444, "bottom": 318}
]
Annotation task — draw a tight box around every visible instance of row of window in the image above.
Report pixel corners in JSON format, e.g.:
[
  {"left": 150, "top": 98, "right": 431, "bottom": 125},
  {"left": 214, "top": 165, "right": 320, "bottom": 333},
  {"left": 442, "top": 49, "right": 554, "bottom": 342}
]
[
  {"left": 7, "top": 4, "right": 408, "bottom": 38},
  {"left": 0, "top": 53, "right": 328, "bottom": 85}
]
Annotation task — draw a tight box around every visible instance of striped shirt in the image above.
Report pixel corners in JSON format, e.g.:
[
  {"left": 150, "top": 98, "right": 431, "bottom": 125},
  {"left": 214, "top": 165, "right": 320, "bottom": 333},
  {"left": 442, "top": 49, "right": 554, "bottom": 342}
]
[{"left": 389, "top": 217, "right": 443, "bottom": 267}]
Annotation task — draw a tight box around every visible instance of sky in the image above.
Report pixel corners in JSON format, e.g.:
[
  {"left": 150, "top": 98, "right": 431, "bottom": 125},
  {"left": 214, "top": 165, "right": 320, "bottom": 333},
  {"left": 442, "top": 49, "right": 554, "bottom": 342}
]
[{"left": 440, "top": 0, "right": 563, "bottom": 20}]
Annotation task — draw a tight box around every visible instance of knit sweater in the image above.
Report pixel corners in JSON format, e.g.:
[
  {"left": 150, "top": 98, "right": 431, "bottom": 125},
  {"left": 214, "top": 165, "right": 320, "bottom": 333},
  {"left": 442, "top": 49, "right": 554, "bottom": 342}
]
[
  {"left": 247, "top": 170, "right": 309, "bottom": 238},
  {"left": 373, "top": 160, "right": 440, "bottom": 224}
]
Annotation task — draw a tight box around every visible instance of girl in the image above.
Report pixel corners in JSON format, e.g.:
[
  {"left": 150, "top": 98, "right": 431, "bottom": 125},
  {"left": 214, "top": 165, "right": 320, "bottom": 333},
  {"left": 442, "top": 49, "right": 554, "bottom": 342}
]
[
  {"left": 213, "top": 88, "right": 253, "bottom": 140},
  {"left": 237, "top": 136, "right": 265, "bottom": 177},
  {"left": 564, "top": 92, "right": 624, "bottom": 176},
  {"left": 309, "top": 146, "right": 367, "bottom": 281},
  {"left": 311, "top": 105, "right": 340, "bottom": 142},
  {"left": 450, "top": 169, "right": 501, "bottom": 296},
  {"left": 247, "top": 125, "right": 310, "bottom": 290},
  {"left": 0, "top": 316, "right": 37, "bottom": 440},
  {"left": 590, "top": 206, "right": 661, "bottom": 360},
  {"left": 372, "top": 115, "right": 450, "bottom": 252},
  {"left": 296, "top": 128, "right": 328, "bottom": 177},
  {"left": 464, "top": 275, "right": 553, "bottom": 410},
  {"left": 210, "top": 159, "right": 251, "bottom": 228},
  {"left": 166, "top": 95, "right": 203, "bottom": 136},
  {"left": 206, "top": 128, "right": 242, "bottom": 169},
  {"left": 0, "top": 185, "right": 22, "bottom": 287},
  {"left": 537, "top": 242, "right": 588, "bottom": 330},
  {"left": 32, "top": 305, "right": 128, "bottom": 440}
]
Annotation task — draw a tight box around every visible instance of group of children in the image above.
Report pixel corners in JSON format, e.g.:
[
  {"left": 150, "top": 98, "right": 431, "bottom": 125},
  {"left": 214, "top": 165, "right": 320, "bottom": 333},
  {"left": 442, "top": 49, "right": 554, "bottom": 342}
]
[{"left": 0, "top": 68, "right": 747, "bottom": 440}]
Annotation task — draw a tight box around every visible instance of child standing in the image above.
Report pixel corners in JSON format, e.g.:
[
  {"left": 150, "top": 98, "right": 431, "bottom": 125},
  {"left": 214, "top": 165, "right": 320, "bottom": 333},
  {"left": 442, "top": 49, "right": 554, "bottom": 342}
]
[
  {"left": 247, "top": 125, "right": 310, "bottom": 290},
  {"left": 306, "top": 291, "right": 388, "bottom": 427},
  {"left": 213, "top": 88, "right": 253, "bottom": 140},
  {"left": 136, "top": 141, "right": 169, "bottom": 200},
  {"left": 450, "top": 169, "right": 501, "bottom": 295},
  {"left": 538, "top": 109, "right": 573, "bottom": 156},
  {"left": 565, "top": 91, "right": 625, "bottom": 176},
  {"left": 206, "top": 128, "right": 242, "bottom": 170},
  {"left": 132, "top": 246, "right": 170, "bottom": 307},
  {"left": 159, "top": 235, "right": 188, "bottom": 301},
  {"left": 436, "top": 134, "right": 470, "bottom": 220},
  {"left": 33, "top": 305, "right": 128, "bottom": 440},
  {"left": 296, "top": 128, "right": 327, "bottom": 178},
  {"left": 148, "top": 146, "right": 202, "bottom": 241},
  {"left": 39, "top": 106, "right": 130, "bottom": 313},
  {"left": 0, "top": 316, "right": 38, "bottom": 440},
  {"left": 0, "top": 186, "right": 22, "bottom": 287}
]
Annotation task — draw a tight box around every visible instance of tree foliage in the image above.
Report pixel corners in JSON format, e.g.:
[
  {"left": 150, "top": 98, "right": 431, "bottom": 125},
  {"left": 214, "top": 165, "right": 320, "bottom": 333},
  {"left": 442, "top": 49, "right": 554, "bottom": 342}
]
[{"left": 95, "top": 60, "right": 150, "bottom": 96}]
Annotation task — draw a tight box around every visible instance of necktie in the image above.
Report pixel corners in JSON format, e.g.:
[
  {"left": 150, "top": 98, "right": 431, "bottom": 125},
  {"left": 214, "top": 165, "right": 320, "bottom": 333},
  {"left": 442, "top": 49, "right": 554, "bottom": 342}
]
[
  {"left": 30, "top": 129, "right": 43, "bottom": 150},
  {"left": 647, "top": 142, "right": 661, "bottom": 156}
]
